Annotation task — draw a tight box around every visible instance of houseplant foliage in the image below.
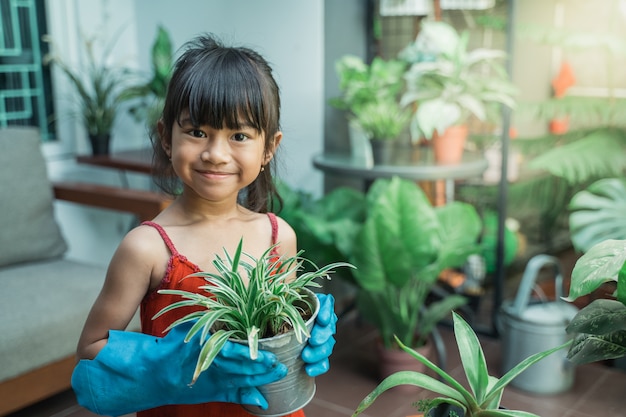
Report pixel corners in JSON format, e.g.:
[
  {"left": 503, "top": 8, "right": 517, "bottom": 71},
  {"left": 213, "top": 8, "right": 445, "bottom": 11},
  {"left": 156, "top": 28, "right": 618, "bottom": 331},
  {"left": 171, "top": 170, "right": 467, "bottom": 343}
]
[
  {"left": 350, "top": 177, "right": 482, "bottom": 349},
  {"left": 44, "top": 31, "right": 132, "bottom": 154},
  {"left": 568, "top": 177, "right": 626, "bottom": 252},
  {"left": 330, "top": 55, "right": 409, "bottom": 143},
  {"left": 330, "top": 55, "right": 406, "bottom": 117},
  {"left": 352, "top": 312, "right": 570, "bottom": 417},
  {"left": 153, "top": 238, "right": 353, "bottom": 383},
  {"left": 122, "top": 25, "right": 174, "bottom": 127},
  {"left": 564, "top": 239, "right": 626, "bottom": 365},
  {"left": 400, "top": 20, "right": 517, "bottom": 141},
  {"left": 275, "top": 182, "right": 365, "bottom": 284}
]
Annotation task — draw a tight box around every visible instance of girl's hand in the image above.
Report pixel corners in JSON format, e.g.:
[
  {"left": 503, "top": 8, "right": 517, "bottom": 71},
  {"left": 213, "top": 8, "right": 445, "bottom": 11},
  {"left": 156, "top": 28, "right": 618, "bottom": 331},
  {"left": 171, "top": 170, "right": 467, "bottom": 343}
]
[
  {"left": 301, "top": 293, "right": 337, "bottom": 377},
  {"left": 72, "top": 320, "right": 288, "bottom": 415}
]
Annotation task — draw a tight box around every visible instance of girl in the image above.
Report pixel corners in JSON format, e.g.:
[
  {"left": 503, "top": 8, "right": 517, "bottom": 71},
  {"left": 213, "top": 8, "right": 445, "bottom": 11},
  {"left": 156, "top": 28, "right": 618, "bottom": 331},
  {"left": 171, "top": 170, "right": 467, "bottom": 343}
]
[{"left": 71, "top": 34, "right": 337, "bottom": 417}]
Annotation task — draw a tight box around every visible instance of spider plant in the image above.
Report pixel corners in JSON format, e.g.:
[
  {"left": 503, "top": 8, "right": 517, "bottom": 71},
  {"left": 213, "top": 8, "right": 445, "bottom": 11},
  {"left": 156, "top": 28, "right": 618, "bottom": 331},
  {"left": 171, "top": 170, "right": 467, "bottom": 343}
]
[
  {"left": 43, "top": 31, "right": 132, "bottom": 139},
  {"left": 153, "top": 238, "right": 353, "bottom": 383}
]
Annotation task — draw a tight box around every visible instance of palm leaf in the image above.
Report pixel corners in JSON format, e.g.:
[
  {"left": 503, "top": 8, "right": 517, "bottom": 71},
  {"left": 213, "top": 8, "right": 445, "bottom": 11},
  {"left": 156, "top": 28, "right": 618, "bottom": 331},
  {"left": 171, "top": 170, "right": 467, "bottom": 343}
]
[{"left": 528, "top": 128, "right": 626, "bottom": 184}]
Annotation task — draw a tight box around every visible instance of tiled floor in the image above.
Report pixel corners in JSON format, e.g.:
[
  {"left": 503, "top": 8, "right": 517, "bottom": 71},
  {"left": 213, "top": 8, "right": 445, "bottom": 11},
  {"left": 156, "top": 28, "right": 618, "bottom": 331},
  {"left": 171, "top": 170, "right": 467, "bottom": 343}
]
[{"left": 8, "top": 310, "right": 626, "bottom": 417}]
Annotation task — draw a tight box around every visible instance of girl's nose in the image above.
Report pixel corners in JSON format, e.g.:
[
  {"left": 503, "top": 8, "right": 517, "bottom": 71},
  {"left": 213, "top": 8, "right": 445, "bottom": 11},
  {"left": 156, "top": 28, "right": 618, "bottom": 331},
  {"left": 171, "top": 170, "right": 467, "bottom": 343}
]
[{"left": 200, "top": 138, "right": 229, "bottom": 163}]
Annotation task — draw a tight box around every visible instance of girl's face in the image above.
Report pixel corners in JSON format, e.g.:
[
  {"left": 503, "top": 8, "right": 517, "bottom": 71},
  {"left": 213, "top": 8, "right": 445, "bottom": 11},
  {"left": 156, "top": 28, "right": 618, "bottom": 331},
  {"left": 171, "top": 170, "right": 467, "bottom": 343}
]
[{"left": 163, "top": 115, "right": 281, "bottom": 204}]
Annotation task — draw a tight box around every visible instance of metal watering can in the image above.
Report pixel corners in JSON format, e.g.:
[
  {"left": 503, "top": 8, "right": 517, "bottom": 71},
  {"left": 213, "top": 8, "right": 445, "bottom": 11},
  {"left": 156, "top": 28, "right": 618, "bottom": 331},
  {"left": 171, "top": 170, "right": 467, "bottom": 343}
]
[{"left": 499, "top": 254, "right": 578, "bottom": 394}]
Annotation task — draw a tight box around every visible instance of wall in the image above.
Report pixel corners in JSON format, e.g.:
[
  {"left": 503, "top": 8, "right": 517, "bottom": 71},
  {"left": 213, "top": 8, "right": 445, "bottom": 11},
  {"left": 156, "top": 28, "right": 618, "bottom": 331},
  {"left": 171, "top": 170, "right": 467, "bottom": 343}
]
[{"left": 44, "top": 0, "right": 325, "bottom": 265}]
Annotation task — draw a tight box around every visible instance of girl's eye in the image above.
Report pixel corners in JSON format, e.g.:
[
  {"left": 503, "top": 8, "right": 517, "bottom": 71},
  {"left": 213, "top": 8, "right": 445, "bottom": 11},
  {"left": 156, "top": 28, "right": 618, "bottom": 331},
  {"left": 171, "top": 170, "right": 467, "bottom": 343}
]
[
  {"left": 232, "top": 133, "right": 249, "bottom": 142},
  {"left": 190, "top": 129, "right": 206, "bottom": 138}
]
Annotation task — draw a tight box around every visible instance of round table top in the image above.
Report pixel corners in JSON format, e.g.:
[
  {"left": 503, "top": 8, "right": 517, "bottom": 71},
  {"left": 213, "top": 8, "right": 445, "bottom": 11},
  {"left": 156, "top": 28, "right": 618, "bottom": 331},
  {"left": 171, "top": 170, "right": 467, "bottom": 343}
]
[{"left": 312, "top": 149, "right": 488, "bottom": 182}]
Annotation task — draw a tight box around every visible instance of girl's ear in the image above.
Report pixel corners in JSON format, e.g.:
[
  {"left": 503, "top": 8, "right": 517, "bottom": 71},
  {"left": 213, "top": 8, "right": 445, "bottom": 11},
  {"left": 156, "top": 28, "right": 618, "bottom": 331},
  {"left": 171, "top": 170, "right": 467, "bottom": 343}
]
[
  {"left": 263, "top": 131, "right": 283, "bottom": 165},
  {"left": 158, "top": 120, "right": 171, "bottom": 158}
]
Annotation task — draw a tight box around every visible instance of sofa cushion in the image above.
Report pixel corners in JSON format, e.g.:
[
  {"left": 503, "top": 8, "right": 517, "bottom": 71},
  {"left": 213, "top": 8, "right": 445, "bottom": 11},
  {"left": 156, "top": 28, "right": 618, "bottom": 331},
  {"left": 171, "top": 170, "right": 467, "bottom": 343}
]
[
  {"left": 0, "top": 127, "right": 67, "bottom": 267},
  {"left": 0, "top": 258, "right": 141, "bottom": 382},
  {"left": 0, "top": 258, "right": 106, "bottom": 381}
]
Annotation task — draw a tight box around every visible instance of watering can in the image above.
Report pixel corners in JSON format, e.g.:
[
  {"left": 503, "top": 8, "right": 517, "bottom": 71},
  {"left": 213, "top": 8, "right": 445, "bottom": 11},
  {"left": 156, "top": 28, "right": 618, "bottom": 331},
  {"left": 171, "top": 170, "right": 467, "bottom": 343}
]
[{"left": 499, "top": 254, "right": 578, "bottom": 394}]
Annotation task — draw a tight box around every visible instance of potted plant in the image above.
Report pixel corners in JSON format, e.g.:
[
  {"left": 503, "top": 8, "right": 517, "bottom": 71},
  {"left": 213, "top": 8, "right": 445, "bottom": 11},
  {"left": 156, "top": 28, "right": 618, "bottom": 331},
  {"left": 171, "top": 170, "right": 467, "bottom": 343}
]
[
  {"left": 330, "top": 55, "right": 408, "bottom": 163},
  {"left": 400, "top": 20, "right": 517, "bottom": 164},
  {"left": 153, "top": 238, "right": 353, "bottom": 416},
  {"left": 352, "top": 312, "right": 571, "bottom": 417},
  {"left": 349, "top": 177, "right": 482, "bottom": 378},
  {"left": 564, "top": 238, "right": 626, "bottom": 365},
  {"left": 122, "top": 25, "right": 174, "bottom": 129},
  {"left": 354, "top": 99, "right": 412, "bottom": 165},
  {"left": 44, "top": 31, "right": 132, "bottom": 155}
]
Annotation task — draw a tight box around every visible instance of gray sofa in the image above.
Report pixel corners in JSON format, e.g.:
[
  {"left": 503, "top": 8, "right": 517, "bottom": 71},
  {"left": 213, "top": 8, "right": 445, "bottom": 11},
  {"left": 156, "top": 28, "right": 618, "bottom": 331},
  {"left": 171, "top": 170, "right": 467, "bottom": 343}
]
[{"left": 0, "top": 127, "right": 169, "bottom": 416}]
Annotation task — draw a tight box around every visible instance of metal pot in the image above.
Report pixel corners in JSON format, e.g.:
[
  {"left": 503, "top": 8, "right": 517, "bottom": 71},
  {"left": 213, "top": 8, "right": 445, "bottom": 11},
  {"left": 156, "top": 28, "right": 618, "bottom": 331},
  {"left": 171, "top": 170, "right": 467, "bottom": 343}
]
[{"left": 242, "top": 288, "right": 320, "bottom": 417}]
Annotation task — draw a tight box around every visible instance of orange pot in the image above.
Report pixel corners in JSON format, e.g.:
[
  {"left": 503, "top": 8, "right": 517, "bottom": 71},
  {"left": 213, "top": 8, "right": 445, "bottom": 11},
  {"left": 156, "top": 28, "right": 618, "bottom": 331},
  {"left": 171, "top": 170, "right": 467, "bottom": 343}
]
[{"left": 432, "top": 125, "right": 468, "bottom": 164}]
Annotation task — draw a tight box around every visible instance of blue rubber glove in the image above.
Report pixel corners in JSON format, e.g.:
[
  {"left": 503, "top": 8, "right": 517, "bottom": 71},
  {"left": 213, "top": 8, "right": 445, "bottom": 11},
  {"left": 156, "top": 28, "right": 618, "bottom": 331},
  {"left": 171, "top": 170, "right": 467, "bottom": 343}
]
[
  {"left": 301, "top": 293, "right": 337, "bottom": 377},
  {"left": 71, "top": 321, "right": 287, "bottom": 416}
]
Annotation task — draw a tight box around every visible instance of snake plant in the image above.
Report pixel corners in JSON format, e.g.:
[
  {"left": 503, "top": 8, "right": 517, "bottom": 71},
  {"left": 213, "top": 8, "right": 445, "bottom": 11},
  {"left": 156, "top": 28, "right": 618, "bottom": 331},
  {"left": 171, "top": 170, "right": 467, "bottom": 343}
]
[{"left": 353, "top": 312, "right": 570, "bottom": 417}]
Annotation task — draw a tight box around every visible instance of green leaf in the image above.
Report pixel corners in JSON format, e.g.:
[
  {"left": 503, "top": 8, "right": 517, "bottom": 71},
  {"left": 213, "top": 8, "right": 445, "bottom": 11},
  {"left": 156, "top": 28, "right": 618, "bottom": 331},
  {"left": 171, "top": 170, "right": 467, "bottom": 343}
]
[
  {"left": 454, "top": 312, "right": 489, "bottom": 403},
  {"left": 530, "top": 128, "right": 626, "bottom": 185},
  {"left": 569, "top": 178, "right": 626, "bottom": 252},
  {"left": 476, "top": 410, "right": 542, "bottom": 417},
  {"left": 352, "top": 371, "right": 465, "bottom": 416},
  {"left": 566, "top": 299, "right": 626, "bottom": 335},
  {"left": 436, "top": 202, "right": 482, "bottom": 268},
  {"left": 484, "top": 341, "right": 570, "bottom": 404},
  {"left": 192, "top": 329, "right": 237, "bottom": 384},
  {"left": 351, "top": 177, "right": 441, "bottom": 290},
  {"left": 565, "top": 239, "right": 626, "bottom": 301},
  {"left": 567, "top": 331, "right": 626, "bottom": 365},
  {"left": 247, "top": 326, "right": 260, "bottom": 360}
]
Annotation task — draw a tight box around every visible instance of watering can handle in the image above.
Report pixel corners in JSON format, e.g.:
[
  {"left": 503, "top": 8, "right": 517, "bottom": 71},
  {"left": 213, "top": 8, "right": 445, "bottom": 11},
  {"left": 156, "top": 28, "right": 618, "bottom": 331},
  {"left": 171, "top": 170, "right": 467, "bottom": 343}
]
[{"left": 511, "top": 254, "right": 565, "bottom": 317}]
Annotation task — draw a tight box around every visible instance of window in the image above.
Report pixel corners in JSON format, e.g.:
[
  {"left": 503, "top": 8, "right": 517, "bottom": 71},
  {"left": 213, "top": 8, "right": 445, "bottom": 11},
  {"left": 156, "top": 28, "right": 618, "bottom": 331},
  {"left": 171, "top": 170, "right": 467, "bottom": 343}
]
[{"left": 0, "top": 0, "right": 55, "bottom": 141}]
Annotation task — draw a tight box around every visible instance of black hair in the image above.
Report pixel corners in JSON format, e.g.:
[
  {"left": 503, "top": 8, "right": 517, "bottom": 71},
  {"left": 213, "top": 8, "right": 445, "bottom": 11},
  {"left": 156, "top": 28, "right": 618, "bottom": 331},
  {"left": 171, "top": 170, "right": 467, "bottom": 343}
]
[{"left": 150, "top": 33, "right": 282, "bottom": 213}]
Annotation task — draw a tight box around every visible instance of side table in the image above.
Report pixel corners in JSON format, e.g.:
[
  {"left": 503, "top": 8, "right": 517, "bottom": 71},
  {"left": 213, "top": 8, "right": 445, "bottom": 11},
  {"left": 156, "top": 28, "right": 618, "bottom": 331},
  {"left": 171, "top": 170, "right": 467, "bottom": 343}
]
[{"left": 312, "top": 149, "right": 488, "bottom": 205}]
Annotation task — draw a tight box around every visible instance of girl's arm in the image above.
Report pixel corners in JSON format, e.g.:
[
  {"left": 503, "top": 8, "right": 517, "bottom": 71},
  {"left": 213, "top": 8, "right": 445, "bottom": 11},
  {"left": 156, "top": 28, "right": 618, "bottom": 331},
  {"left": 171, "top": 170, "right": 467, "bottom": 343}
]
[{"left": 76, "top": 226, "right": 162, "bottom": 359}]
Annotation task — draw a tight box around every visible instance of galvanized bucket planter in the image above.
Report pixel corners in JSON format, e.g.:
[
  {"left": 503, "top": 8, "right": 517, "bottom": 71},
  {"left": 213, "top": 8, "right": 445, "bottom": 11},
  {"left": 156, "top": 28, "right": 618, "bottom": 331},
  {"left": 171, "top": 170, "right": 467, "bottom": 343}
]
[
  {"left": 499, "top": 254, "right": 578, "bottom": 394},
  {"left": 242, "top": 288, "right": 320, "bottom": 417}
]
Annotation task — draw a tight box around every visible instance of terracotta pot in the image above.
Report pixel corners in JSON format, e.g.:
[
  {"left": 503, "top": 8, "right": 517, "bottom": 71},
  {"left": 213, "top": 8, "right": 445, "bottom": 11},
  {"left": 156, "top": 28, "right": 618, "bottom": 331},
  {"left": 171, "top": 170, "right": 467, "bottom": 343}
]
[
  {"left": 549, "top": 117, "right": 569, "bottom": 135},
  {"left": 376, "top": 339, "right": 432, "bottom": 393},
  {"left": 432, "top": 125, "right": 468, "bottom": 164}
]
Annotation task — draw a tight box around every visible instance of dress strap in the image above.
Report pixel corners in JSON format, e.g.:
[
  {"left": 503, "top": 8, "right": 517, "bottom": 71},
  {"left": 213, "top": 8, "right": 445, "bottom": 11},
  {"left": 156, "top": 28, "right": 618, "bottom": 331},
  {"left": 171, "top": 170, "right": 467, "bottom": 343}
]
[
  {"left": 266, "top": 213, "right": 279, "bottom": 246},
  {"left": 141, "top": 221, "right": 179, "bottom": 256}
]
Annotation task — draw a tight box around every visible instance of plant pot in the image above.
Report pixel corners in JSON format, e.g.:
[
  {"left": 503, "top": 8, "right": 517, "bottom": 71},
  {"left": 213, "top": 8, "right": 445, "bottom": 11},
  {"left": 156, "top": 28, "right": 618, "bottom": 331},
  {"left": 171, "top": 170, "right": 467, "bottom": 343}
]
[
  {"left": 88, "top": 133, "right": 111, "bottom": 155},
  {"left": 349, "top": 119, "right": 374, "bottom": 166},
  {"left": 242, "top": 288, "right": 320, "bottom": 417},
  {"left": 432, "top": 125, "right": 468, "bottom": 165},
  {"left": 376, "top": 339, "right": 432, "bottom": 393},
  {"left": 426, "top": 403, "right": 465, "bottom": 417},
  {"left": 369, "top": 139, "right": 397, "bottom": 165},
  {"left": 549, "top": 117, "right": 569, "bottom": 135}
]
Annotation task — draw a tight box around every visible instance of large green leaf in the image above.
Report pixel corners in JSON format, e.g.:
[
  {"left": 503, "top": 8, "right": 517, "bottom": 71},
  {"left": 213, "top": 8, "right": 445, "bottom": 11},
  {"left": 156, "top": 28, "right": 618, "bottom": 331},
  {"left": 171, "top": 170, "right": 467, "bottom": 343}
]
[
  {"left": 565, "top": 239, "right": 626, "bottom": 301},
  {"left": 436, "top": 202, "right": 482, "bottom": 269},
  {"left": 569, "top": 178, "right": 626, "bottom": 252},
  {"left": 529, "top": 128, "right": 626, "bottom": 185},
  {"left": 567, "top": 330, "right": 626, "bottom": 365},
  {"left": 566, "top": 298, "right": 626, "bottom": 335},
  {"left": 351, "top": 177, "right": 441, "bottom": 290}
]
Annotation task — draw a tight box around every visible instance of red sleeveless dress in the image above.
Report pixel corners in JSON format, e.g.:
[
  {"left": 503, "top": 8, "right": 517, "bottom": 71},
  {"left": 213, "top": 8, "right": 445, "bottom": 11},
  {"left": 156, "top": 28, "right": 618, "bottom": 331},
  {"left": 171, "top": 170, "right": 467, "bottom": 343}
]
[{"left": 138, "top": 214, "right": 306, "bottom": 417}]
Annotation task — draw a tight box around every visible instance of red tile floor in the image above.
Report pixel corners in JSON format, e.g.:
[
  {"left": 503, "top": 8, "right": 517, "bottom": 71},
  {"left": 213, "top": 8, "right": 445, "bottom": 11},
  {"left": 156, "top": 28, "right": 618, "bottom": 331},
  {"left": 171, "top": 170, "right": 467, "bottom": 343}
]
[{"left": 7, "top": 309, "right": 626, "bottom": 417}]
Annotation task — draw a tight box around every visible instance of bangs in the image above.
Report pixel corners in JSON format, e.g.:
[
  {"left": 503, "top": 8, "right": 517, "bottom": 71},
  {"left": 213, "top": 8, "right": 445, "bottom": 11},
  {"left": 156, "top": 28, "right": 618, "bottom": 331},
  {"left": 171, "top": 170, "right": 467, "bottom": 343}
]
[{"left": 173, "top": 49, "right": 268, "bottom": 132}]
